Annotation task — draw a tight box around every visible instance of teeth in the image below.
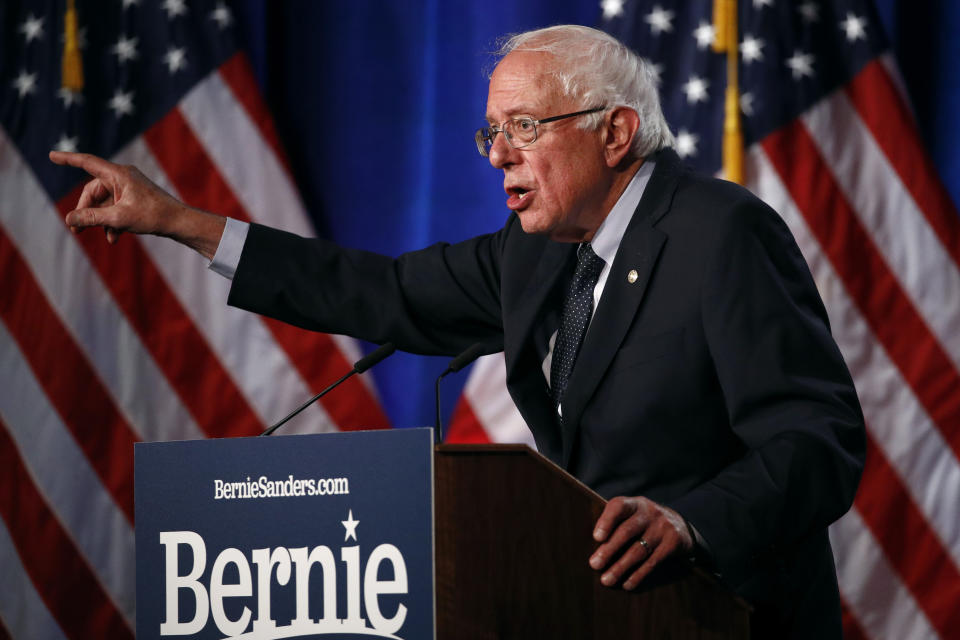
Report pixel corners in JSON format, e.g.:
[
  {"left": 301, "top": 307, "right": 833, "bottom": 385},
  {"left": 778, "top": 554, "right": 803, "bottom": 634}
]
[{"left": 518, "top": 192, "right": 527, "bottom": 199}]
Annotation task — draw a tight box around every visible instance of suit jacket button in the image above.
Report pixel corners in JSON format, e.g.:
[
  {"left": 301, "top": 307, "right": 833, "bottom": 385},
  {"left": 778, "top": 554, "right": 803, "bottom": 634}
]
[{"left": 627, "top": 269, "right": 638, "bottom": 283}]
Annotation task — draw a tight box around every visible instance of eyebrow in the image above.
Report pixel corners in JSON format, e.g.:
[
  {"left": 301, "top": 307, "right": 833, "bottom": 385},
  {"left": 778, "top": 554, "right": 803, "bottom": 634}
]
[{"left": 485, "top": 106, "right": 539, "bottom": 125}]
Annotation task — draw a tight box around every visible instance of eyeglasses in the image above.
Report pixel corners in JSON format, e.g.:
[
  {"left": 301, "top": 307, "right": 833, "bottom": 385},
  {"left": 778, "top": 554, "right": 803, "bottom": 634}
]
[{"left": 475, "top": 106, "right": 607, "bottom": 158}]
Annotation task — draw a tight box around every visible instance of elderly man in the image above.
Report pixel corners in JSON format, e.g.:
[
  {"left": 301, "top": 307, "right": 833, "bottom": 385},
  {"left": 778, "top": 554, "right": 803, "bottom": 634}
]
[{"left": 51, "top": 25, "right": 864, "bottom": 637}]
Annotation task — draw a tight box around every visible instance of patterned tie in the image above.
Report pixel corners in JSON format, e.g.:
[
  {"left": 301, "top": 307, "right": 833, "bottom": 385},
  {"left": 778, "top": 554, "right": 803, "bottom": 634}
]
[{"left": 550, "top": 243, "right": 605, "bottom": 409}]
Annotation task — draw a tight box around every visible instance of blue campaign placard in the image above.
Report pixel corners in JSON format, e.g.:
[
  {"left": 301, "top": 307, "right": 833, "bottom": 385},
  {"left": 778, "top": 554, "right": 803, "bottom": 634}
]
[{"left": 135, "top": 428, "right": 434, "bottom": 640}]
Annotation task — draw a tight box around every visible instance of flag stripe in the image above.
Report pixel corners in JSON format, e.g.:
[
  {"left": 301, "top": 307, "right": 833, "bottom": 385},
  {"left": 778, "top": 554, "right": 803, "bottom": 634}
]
[
  {"left": 0, "top": 131, "right": 204, "bottom": 444},
  {"left": 450, "top": 353, "right": 535, "bottom": 445},
  {"left": 445, "top": 398, "right": 492, "bottom": 443},
  {"left": 0, "top": 517, "right": 68, "bottom": 640},
  {"left": 216, "top": 53, "right": 294, "bottom": 177},
  {"left": 856, "top": 432, "right": 960, "bottom": 636},
  {"left": 845, "top": 59, "right": 960, "bottom": 268},
  {"left": 54, "top": 183, "right": 265, "bottom": 439},
  {"left": 0, "top": 419, "right": 133, "bottom": 639},
  {"left": 118, "top": 139, "right": 336, "bottom": 432},
  {"left": 801, "top": 87, "right": 960, "bottom": 374},
  {"left": 840, "top": 598, "right": 871, "bottom": 640},
  {"left": 0, "top": 322, "right": 135, "bottom": 625},
  {"left": 762, "top": 122, "right": 960, "bottom": 455},
  {"left": 0, "top": 228, "right": 136, "bottom": 521},
  {"left": 143, "top": 102, "right": 390, "bottom": 431},
  {"left": 830, "top": 508, "right": 936, "bottom": 640}
]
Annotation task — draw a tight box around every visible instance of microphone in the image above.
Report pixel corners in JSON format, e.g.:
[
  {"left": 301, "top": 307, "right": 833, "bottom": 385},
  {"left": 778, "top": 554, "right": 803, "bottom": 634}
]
[
  {"left": 435, "top": 343, "right": 487, "bottom": 444},
  {"left": 261, "top": 342, "right": 396, "bottom": 436}
]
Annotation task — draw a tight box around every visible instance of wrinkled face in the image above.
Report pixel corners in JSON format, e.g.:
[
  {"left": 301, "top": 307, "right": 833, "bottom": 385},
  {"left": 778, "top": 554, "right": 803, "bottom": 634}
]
[{"left": 486, "top": 50, "right": 614, "bottom": 242}]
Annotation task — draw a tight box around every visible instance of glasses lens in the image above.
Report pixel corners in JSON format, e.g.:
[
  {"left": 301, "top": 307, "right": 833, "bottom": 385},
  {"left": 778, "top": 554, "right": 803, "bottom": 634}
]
[
  {"left": 475, "top": 128, "right": 493, "bottom": 157},
  {"left": 506, "top": 118, "right": 537, "bottom": 147}
]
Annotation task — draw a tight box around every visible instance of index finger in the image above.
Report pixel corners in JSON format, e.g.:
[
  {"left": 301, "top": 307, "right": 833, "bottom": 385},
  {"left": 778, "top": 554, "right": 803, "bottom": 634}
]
[{"left": 49, "top": 151, "right": 120, "bottom": 180}]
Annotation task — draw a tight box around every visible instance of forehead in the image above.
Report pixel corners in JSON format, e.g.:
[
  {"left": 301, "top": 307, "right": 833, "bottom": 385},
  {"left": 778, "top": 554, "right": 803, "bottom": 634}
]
[{"left": 485, "top": 50, "right": 566, "bottom": 121}]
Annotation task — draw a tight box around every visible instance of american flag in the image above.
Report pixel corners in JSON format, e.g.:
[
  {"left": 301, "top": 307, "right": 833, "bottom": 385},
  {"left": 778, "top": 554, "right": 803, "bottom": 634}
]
[
  {"left": 0, "top": 1, "right": 393, "bottom": 637},
  {"left": 594, "top": 0, "right": 959, "bottom": 637}
]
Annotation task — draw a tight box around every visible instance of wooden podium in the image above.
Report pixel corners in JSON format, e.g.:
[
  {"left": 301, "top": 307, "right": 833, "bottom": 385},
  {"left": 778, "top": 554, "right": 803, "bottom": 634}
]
[{"left": 434, "top": 444, "right": 751, "bottom": 639}]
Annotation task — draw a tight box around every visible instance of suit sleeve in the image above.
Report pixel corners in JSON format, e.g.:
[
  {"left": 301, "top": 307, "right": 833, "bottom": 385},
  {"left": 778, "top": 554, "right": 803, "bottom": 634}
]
[
  {"left": 665, "top": 198, "right": 866, "bottom": 585},
  {"left": 227, "top": 220, "right": 511, "bottom": 356}
]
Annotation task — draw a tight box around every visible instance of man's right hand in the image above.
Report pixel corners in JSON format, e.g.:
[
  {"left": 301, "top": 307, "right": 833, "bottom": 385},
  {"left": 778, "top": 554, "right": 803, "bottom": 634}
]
[{"left": 49, "top": 150, "right": 226, "bottom": 260}]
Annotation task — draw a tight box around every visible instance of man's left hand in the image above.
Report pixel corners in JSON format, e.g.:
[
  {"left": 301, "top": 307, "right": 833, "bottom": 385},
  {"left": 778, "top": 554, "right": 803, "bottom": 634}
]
[{"left": 589, "top": 496, "right": 694, "bottom": 590}]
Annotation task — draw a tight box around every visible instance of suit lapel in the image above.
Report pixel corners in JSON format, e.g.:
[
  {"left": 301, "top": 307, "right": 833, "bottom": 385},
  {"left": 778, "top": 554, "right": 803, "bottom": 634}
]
[{"left": 559, "top": 150, "right": 683, "bottom": 466}]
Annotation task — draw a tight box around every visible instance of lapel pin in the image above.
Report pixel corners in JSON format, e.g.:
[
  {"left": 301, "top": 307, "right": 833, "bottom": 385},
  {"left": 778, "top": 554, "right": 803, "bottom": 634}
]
[{"left": 627, "top": 269, "right": 638, "bottom": 284}]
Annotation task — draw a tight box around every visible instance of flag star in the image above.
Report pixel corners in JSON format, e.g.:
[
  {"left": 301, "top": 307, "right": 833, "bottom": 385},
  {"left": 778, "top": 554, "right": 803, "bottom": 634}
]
[
  {"left": 12, "top": 71, "right": 38, "bottom": 99},
  {"left": 58, "top": 87, "right": 84, "bottom": 108},
  {"left": 163, "top": 0, "right": 188, "bottom": 19},
  {"left": 740, "top": 92, "right": 755, "bottom": 116},
  {"left": 675, "top": 129, "right": 699, "bottom": 158},
  {"left": 649, "top": 62, "right": 664, "bottom": 87},
  {"left": 753, "top": 0, "right": 773, "bottom": 8},
  {"left": 740, "top": 35, "right": 765, "bottom": 63},
  {"left": 645, "top": 6, "right": 674, "bottom": 35},
  {"left": 786, "top": 50, "right": 815, "bottom": 79},
  {"left": 798, "top": 1, "right": 820, "bottom": 23},
  {"left": 108, "top": 89, "right": 135, "bottom": 117},
  {"left": 122, "top": 0, "right": 140, "bottom": 8},
  {"left": 112, "top": 35, "right": 139, "bottom": 64},
  {"left": 840, "top": 13, "right": 867, "bottom": 42},
  {"left": 693, "top": 21, "right": 716, "bottom": 49},
  {"left": 19, "top": 14, "right": 45, "bottom": 43},
  {"left": 342, "top": 509, "right": 359, "bottom": 542},
  {"left": 210, "top": 2, "right": 234, "bottom": 28},
  {"left": 682, "top": 75, "right": 709, "bottom": 104},
  {"left": 163, "top": 46, "right": 187, "bottom": 73},
  {"left": 54, "top": 134, "right": 79, "bottom": 153}
]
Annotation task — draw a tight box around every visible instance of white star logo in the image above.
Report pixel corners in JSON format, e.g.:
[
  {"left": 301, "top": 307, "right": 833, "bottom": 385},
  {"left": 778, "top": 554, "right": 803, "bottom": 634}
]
[
  {"left": 163, "top": 0, "right": 188, "bottom": 19},
  {"left": 840, "top": 13, "right": 867, "bottom": 42},
  {"left": 20, "top": 14, "right": 44, "bottom": 43},
  {"left": 682, "top": 75, "right": 709, "bottom": 104},
  {"left": 108, "top": 89, "right": 135, "bottom": 117},
  {"left": 786, "top": 50, "right": 815, "bottom": 79},
  {"left": 211, "top": 2, "right": 234, "bottom": 29},
  {"left": 58, "top": 87, "right": 84, "bottom": 108},
  {"left": 164, "top": 47, "right": 187, "bottom": 74},
  {"left": 342, "top": 509, "right": 359, "bottom": 542},
  {"left": 600, "top": 0, "right": 625, "bottom": 20},
  {"left": 693, "top": 21, "right": 715, "bottom": 50},
  {"left": 798, "top": 2, "right": 820, "bottom": 23},
  {"left": 54, "top": 134, "right": 79, "bottom": 153},
  {"left": 12, "top": 71, "right": 37, "bottom": 99},
  {"left": 112, "top": 35, "right": 139, "bottom": 64},
  {"left": 645, "top": 6, "right": 674, "bottom": 35},
  {"left": 675, "top": 129, "right": 699, "bottom": 158},
  {"left": 740, "top": 92, "right": 755, "bottom": 116},
  {"left": 740, "top": 35, "right": 765, "bottom": 63}
]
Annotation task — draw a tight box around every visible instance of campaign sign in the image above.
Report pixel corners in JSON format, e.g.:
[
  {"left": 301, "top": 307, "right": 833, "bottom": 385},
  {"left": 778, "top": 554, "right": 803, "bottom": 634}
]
[{"left": 135, "top": 428, "right": 434, "bottom": 640}]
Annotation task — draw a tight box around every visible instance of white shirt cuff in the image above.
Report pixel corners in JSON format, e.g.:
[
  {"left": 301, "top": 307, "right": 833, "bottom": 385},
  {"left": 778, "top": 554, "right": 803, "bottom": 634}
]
[{"left": 208, "top": 217, "right": 250, "bottom": 280}]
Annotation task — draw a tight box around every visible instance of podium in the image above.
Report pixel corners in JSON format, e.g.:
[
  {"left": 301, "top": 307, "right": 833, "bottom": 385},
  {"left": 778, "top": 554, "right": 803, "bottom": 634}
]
[
  {"left": 435, "top": 444, "right": 750, "bottom": 639},
  {"left": 136, "top": 432, "right": 750, "bottom": 639}
]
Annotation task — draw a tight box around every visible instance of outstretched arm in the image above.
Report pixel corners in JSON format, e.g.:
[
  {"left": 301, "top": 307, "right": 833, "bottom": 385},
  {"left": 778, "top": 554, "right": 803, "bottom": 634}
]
[{"left": 49, "top": 150, "right": 226, "bottom": 259}]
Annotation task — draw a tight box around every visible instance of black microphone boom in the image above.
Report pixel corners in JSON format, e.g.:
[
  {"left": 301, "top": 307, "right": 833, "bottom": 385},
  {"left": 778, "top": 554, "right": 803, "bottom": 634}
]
[
  {"left": 261, "top": 342, "right": 396, "bottom": 436},
  {"left": 435, "top": 343, "right": 488, "bottom": 444}
]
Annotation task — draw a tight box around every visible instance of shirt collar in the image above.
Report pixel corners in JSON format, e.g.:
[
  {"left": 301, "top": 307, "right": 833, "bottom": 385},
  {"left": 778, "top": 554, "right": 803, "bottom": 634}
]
[{"left": 588, "top": 159, "right": 655, "bottom": 265}]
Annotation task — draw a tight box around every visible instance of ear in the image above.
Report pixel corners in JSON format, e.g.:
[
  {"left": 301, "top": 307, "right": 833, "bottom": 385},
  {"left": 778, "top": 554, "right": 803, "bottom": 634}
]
[{"left": 602, "top": 106, "right": 641, "bottom": 168}]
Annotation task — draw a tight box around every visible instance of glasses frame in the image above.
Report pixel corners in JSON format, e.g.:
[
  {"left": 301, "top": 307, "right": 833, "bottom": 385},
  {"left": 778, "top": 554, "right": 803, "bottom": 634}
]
[{"left": 475, "top": 105, "right": 607, "bottom": 157}]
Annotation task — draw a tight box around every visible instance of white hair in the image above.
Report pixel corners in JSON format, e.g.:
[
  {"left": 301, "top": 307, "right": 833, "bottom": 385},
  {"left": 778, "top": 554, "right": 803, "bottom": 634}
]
[{"left": 494, "top": 25, "right": 675, "bottom": 159}]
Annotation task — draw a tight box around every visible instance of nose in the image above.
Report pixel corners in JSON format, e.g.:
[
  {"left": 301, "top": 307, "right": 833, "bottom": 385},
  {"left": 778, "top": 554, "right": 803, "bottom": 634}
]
[{"left": 488, "top": 131, "right": 518, "bottom": 169}]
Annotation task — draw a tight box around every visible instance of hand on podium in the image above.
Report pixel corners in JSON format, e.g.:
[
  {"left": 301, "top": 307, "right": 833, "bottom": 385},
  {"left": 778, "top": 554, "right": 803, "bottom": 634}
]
[
  {"left": 589, "top": 496, "right": 694, "bottom": 591},
  {"left": 49, "top": 150, "right": 226, "bottom": 259}
]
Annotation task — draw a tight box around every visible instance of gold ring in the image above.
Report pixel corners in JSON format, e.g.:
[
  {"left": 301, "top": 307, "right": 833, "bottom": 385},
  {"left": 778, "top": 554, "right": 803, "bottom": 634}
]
[{"left": 639, "top": 538, "right": 650, "bottom": 552}]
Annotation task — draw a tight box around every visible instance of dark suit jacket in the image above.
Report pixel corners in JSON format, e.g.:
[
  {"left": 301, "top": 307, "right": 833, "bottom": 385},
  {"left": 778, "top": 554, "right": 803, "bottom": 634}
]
[{"left": 228, "top": 149, "right": 865, "bottom": 637}]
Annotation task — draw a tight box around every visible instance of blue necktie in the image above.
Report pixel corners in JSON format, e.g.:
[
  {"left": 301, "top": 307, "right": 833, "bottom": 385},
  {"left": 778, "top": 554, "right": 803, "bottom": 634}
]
[{"left": 550, "top": 243, "right": 605, "bottom": 408}]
